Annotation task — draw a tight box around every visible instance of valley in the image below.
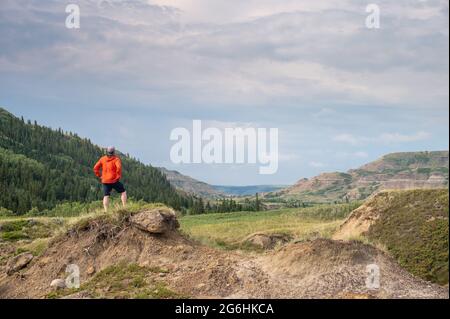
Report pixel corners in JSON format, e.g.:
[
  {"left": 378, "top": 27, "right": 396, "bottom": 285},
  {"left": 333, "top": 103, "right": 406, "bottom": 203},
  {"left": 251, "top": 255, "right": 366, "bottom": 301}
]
[{"left": 0, "top": 107, "right": 448, "bottom": 299}]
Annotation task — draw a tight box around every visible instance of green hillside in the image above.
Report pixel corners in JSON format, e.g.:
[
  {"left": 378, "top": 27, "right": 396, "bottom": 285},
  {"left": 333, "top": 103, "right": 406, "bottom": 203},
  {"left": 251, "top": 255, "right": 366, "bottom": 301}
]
[
  {"left": 366, "top": 189, "right": 449, "bottom": 285},
  {"left": 0, "top": 108, "right": 190, "bottom": 214},
  {"left": 335, "top": 189, "right": 449, "bottom": 285}
]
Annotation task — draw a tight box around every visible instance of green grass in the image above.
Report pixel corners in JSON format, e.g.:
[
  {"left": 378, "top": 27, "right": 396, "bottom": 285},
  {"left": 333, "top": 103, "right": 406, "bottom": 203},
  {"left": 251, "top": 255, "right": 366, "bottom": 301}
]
[
  {"left": 180, "top": 203, "right": 360, "bottom": 249},
  {"left": 1, "top": 201, "right": 360, "bottom": 253},
  {"left": 16, "top": 238, "right": 50, "bottom": 256},
  {"left": 0, "top": 201, "right": 165, "bottom": 262},
  {"left": 46, "top": 263, "right": 186, "bottom": 299},
  {"left": 0, "top": 200, "right": 168, "bottom": 236},
  {"left": 366, "top": 189, "right": 449, "bottom": 285},
  {"left": 0, "top": 219, "right": 63, "bottom": 242},
  {"left": 66, "top": 202, "right": 170, "bottom": 231}
]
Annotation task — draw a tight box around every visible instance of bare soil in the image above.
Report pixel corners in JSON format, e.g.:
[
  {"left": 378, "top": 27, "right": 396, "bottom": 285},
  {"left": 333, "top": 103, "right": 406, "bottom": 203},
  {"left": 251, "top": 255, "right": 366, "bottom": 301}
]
[{"left": 0, "top": 214, "right": 447, "bottom": 299}]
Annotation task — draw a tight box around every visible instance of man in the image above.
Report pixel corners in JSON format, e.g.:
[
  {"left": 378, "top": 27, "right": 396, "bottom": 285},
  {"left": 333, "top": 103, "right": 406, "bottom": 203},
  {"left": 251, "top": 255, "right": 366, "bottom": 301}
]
[{"left": 93, "top": 146, "right": 127, "bottom": 212}]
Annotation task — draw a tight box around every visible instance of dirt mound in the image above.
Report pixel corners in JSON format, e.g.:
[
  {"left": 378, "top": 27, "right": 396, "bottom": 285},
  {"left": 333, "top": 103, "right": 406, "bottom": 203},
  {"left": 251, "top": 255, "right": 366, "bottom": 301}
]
[
  {"left": 333, "top": 195, "right": 383, "bottom": 240},
  {"left": 257, "top": 239, "right": 448, "bottom": 298},
  {"left": 0, "top": 208, "right": 265, "bottom": 299},
  {"left": 0, "top": 207, "right": 447, "bottom": 299}
]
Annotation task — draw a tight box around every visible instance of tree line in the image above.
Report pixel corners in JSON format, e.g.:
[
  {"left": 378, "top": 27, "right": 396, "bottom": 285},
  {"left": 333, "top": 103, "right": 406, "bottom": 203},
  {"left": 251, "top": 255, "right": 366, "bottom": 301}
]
[
  {"left": 0, "top": 108, "right": 190, "bottom": 214},
  {"left": 0, "top": 108, "right": 268, "bottom": 216},
  {"left": 188, "top": 194, "right": 262, "bottom": 215}
]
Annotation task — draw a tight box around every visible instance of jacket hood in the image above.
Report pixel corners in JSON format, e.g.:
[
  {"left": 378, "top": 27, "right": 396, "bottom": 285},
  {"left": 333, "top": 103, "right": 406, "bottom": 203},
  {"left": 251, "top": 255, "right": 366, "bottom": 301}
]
[{"left": 105, "top": 155, "right": 118, "bottom": 162}]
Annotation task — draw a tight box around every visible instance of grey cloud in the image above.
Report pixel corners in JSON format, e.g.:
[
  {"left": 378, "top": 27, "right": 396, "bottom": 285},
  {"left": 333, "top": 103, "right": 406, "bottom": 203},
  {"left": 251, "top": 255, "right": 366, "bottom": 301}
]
[{"left": 1, "top": 0, "right": 447, "bottom": 111}]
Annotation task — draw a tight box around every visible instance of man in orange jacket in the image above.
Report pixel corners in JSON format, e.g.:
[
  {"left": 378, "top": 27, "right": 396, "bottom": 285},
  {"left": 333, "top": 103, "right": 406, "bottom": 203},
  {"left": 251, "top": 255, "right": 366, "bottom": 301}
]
[{"left": 93, "top": 146, "right": 127, "bottom": 212}]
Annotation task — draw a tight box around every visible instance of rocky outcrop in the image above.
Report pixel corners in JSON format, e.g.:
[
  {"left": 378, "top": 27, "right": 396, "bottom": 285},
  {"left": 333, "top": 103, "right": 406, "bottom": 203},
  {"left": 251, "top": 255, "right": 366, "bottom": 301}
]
[
  {"left": 6, "top": 252, "right": 34, "bottom": 275},
  {"left": 130, "top": 208, "right": 180, "bottom": 234},
  {"left": 273, "top": 151, "right": 449, "bottom": 202}
]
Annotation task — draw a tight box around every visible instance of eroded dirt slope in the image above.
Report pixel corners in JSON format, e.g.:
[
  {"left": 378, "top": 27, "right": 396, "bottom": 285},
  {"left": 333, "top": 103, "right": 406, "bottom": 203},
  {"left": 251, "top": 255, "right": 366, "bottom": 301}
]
[{"left": 0, "top": 209, "right": 447, "bottom": 299}]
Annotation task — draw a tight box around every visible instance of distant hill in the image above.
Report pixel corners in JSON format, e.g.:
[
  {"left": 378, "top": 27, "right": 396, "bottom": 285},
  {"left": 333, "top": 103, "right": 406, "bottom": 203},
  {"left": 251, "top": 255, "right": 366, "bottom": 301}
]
[
  {"left": 0, "top": 107, "right": 190, "bottom": 214},
  {"left": 334, "top": 189, "right": 449, "bottom": 285},
  {"left": 159, "top": 168, "right": 224, "bottom": 198},
  {"left": 158, "top": 168, "right": 286, "bottom": 198},
  {"left": 212, "top": 185, "right": 287, "bottom": 196},
  {"left": 269, "top": 151, "right": 449, "bottom": 203}
]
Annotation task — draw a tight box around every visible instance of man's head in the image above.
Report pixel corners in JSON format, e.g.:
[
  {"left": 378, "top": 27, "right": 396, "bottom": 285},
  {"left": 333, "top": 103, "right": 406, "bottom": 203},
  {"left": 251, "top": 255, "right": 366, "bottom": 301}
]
[{"left": 106, "top": 146, "right": 115, "bottom": 156}]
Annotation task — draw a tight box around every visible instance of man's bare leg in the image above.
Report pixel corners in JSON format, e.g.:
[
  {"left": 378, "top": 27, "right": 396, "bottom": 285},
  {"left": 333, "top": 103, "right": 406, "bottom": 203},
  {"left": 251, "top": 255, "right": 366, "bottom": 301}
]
[
  {"left": 103, "top": 196, "right": 110, "bottom": 212},
  {"left": 121, "top": 191, "right": 127, "bottom": 208}
]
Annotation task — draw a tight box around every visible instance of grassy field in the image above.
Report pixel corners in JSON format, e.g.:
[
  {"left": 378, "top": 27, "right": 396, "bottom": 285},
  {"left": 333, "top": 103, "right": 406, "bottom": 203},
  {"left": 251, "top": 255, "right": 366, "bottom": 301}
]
[
  {"left": 180, "top": 203, "right": 360, "bottom": 248},
  {"left": 0, "top": 202, "right": 360, "bottom": 257}
]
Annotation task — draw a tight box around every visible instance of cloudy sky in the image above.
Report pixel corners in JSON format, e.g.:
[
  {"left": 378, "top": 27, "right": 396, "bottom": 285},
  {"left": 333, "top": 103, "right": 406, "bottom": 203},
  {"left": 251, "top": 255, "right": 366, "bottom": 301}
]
[{"left": 0, "top": 0, "right": 448, "bottom": 185}]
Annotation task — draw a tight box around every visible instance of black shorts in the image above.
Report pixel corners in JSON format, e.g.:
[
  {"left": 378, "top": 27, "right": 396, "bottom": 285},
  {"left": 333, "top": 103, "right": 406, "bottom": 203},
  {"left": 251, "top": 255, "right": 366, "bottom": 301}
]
[{"left": 102, "top": 181, "right": 126, "bottom": 196}]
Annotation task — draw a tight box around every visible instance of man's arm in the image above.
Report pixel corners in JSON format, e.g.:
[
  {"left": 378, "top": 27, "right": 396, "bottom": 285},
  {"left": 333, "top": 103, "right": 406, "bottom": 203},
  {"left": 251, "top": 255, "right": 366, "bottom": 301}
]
[
  {"left": 116, "top": 158, "right": 122, "bottom": 180},
  {"left": 93, "top": 159, "right": 102, "bottom": 178}
]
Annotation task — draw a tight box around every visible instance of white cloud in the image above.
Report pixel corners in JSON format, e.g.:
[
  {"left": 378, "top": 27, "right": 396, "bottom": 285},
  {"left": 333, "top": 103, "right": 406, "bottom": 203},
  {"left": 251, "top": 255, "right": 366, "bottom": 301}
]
[
  {"left": 148, "top": 0, "right": 354, "bottom": 24},
  {"left": 333, "top": 131, "right": 431, "bottom": 145},
  {"left": 378, "top": 131, "right": 432, "bottom": 143},
  {"left": 333, "top": 134, "right": 361, "bottom": 145},
  {"left": 335, "top": 151, "right": 369, "bottom": 159},
  {"left": 309, "top": 161, "right": 327, "bottom": 168}
]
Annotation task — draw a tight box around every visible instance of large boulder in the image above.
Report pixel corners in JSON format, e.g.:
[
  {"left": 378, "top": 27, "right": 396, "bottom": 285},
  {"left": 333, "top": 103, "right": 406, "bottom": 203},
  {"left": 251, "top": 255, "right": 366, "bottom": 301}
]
[
  {"left": 130, "top": 208, "right": 180, "bottom": 234},
  {"left": 6, "top": 252, "right": 34, "bottom": 275}
]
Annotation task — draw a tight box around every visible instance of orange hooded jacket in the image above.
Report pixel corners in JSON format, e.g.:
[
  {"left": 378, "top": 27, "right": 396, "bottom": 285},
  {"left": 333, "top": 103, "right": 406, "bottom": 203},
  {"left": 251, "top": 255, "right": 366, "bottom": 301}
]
[{"left": 93, "top": 155, "right": 122, "bottom": 184}]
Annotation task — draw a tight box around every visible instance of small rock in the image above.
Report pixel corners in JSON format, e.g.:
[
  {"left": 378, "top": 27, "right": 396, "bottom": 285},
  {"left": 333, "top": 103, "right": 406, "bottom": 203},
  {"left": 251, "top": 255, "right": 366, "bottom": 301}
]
[
  {"left": 50, "top": 279, "right": 66, "bottom": 290},
  {"left": 86, "top": 266, "right": 96, "bottom": 275},
  {"left": 28, "top": 219, "right": 37, "bottom": 226},
  {"left": 245, "top": 233, "right": 292, "bottom": 250},
  {"left": 248, "top": 234, "right": 272, "bottom": 249},
  {"left": 138, "top": 261, "right": 150, "bottom": 267},
  {"left": 6, "top": 252, "right": 34, "bottom": 275},
  {"left": 38, "top": 257, "right": 51, "bottom": 268},
  {"left": 178, "top": 245, "right": 194, "bottom": 254}
]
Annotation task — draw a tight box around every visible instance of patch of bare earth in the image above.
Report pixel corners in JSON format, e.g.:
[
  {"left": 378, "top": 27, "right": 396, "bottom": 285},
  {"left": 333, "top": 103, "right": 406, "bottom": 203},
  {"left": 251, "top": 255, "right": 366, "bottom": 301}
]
[{"left": 0, "top": 209, "right": 447, "bottom": 299}]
